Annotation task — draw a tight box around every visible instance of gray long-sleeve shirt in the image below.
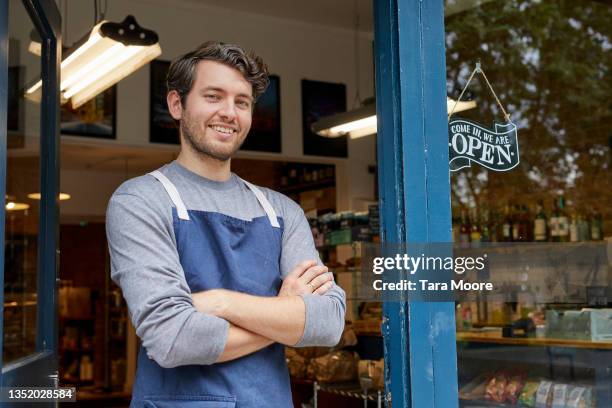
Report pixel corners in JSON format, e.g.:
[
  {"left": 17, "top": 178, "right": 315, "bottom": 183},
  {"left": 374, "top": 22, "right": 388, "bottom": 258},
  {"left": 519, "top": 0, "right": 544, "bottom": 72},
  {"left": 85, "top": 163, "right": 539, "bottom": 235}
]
[{"left": 106, "top": 161, "right": 346, "bottom": 368}]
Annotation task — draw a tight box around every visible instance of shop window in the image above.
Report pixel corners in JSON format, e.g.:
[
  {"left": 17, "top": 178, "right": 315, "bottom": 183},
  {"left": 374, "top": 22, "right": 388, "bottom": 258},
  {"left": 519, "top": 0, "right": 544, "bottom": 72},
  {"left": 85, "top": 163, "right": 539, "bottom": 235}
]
[
  {"left": 3, "top": 2, "right": 42, "bottom": 364},
  {"left": 446, "top": 0, "right": 611, "bottom": 406}
]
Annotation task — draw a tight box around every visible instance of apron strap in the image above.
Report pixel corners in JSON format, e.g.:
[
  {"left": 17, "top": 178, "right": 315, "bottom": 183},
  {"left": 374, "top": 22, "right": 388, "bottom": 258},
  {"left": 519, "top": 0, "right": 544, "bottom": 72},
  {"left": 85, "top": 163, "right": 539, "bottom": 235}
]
[
  {"left": 148, "top": 170, "right": 190, "bottom": 221},
  {"left": 241, "top": 179, "right": 281, "bottom": 228}
]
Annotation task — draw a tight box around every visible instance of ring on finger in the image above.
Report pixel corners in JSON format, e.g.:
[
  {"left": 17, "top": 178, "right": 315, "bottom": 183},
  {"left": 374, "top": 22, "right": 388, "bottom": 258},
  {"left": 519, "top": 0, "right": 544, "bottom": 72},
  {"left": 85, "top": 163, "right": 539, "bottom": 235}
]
[{"left": 306, "top": 282, "right": 315, "bottom": 291}]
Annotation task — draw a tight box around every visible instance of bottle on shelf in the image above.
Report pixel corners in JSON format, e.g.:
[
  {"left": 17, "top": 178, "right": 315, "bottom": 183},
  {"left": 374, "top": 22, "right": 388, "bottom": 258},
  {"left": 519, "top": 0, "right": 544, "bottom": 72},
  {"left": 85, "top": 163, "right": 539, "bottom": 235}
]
[
  {"left": 590, "top": 212, "right": 603, "bottom": 241},
  {"left": 569, "top": 213, "right": 579, "bottom": 242},
  {"left": 577, "top": 214, "right": 590, "bottom": 241},
  {"left": 550, "top": 196, "right": 569, "bottom": 242},
  {"left": 79, "top": 355, "right": 93, "bottom": 382},
  {"left": 502, "top": 204, "right": 513, "bottom": 242},
  {"left": 481, "top": 209, "right": 491, "bottom": 242},
  {"left": 512, "top": 205, "right": 530, "bottom": 242},
  {"left": 489, "top": 210, "right": 500, "bottom": 242},
  {"left": 533, "top": 200, "right": 548, "bottom": 242},
  {"left": 470, "top": 208, "right": 482, "bottom": 244},
  {"left": 521, "top": 205, "right": 532, "bottom": 241},
  {"left": 459, "top": 208, "right": 471, "bottom": 246}
]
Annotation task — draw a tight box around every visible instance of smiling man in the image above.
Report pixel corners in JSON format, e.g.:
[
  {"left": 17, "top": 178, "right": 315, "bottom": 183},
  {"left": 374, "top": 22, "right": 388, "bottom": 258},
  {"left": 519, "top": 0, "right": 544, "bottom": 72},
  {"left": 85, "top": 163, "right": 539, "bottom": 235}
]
[{"left": 106, "top": 41, "right": 346, "bottom": 407}]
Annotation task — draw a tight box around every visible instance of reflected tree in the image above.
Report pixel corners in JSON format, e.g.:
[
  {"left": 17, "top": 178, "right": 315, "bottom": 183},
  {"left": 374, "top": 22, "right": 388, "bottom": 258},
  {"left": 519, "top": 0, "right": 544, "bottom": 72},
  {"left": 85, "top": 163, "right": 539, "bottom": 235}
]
[{"left": 446, "top": 0, "right": 611, "bottom": 229}]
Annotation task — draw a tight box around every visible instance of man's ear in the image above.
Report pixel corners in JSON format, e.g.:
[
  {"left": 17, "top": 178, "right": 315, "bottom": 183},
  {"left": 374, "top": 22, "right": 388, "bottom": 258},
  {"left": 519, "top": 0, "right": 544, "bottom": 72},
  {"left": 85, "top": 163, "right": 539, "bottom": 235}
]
[{"left": 167, "top": 90, "right": 183, "bottom": 120}]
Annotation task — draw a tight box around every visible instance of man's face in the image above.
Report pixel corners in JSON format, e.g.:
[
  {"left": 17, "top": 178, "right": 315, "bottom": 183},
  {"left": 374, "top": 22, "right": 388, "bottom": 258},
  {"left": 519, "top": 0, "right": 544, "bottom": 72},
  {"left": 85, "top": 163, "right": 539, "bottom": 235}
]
[{"left": 176, "top": 60, "right": 253, "bottom": 161}]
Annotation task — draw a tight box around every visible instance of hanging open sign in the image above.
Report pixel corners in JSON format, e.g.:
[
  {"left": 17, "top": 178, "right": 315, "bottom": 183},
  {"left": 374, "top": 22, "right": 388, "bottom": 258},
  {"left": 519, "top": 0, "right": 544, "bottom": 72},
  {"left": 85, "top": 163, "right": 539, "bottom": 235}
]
[
  {"left": 448, "top": 62, "right": 519, "bottom": 172},
  {"left": 448, "top": 118, "right": 519, "bottom": 172}
]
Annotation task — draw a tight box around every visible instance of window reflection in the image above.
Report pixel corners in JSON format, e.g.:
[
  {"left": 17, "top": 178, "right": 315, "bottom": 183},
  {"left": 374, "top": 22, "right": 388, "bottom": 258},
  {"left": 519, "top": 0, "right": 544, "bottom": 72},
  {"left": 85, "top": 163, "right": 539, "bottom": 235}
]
[
  {"left": 446, "top": 0, "right": 611, "bottom": 406},
  {"left": 4, "top": 2, "right": 42, "bottom": 363}
]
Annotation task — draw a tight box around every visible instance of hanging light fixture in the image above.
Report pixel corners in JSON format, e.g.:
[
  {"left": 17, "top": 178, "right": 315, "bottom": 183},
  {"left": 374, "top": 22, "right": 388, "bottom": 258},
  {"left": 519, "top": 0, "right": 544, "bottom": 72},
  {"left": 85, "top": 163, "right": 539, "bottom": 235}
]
[
  {"left": 5, "top": 202, "right": 30, "bottom": 211},
  {"left": 25, "top": 15, "right": 161, "bottom": 109},
  {"left": 5, "top": 196, "right": 29, "bottom": 212},
  {"left": 311, "top": 97, "right": 477, "bottom": 139},
  {"left": 311, "top": 0, "right": 476, "bottom": 139},
  {"left": 27, "top": 192, "right": 72, "bottom": 201}
]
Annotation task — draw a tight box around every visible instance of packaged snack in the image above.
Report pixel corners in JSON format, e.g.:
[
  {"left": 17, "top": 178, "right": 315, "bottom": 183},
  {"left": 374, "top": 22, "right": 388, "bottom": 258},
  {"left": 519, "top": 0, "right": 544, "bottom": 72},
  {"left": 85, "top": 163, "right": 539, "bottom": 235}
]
[
  {"left": 504, "top": 373, "right": 526, "bottom": 404},
  {"left": 357, "top": 359, "right": 384, "bottom": 390},
  {"left": 566, "top": 386, "right": 594, "bottom": 408},
  {"left": 535, "top": 381, "right": 553, "bottom": 408},
  {"left": 485, "top": 372, "right": 509, "bottom": 403},
  {"left": 518, "top": 381, "right": 540, "bottom": 407},
  {"left": 459, "top": 373, "right": 489, "bottom": 400},
  {"left": 309, "top": 350, "right": 358, "bottom": 383},
  {"left": 552, "top": 383, "right": 568, "bottom": 408}
]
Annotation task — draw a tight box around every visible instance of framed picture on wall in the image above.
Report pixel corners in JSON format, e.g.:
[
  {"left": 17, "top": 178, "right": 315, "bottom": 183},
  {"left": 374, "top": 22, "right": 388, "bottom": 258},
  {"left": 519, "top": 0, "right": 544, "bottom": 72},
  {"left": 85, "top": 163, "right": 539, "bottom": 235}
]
[
  {"left": 241, "top": 74, "right": 281, "bottom": 153},
  {"left": 61, "top": 86, "right": 116, "bottom": 139},
  {"left": 301, "top": 79, "right": 347, "bottom": 158},
  {"left": 8, "top": 66, "right": 24, "bottom": 133},
  {"left": 150, "top": 59, "right": 179, "bottom": 144}
]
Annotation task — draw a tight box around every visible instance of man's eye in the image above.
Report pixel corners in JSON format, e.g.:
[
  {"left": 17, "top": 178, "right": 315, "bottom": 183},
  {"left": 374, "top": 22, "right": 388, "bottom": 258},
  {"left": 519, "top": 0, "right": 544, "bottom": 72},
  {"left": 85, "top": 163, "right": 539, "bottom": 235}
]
[
  {"left": 205, "top": 94, "right": 220, "bottom": 100},
  {"left": 237, "top": 100, "right": 250, "bottom": 108}
]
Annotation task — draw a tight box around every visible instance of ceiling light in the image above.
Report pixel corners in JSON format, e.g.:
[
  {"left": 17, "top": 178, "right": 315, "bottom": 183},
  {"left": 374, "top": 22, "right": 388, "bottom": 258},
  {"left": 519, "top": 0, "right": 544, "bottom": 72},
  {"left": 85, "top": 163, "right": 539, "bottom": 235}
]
[
  {"left": 6, "top": 202, "right": 30, "bottom": 211},
  {"left": 25, "top": 15, "right": 161, "bottom": 109},
  {"left": 312, "top": 97, "right": 477, "bottom": 139},
  {"left": 311, "top": 103, "right": 376, "bottom": 139},
  {"left": 27, "top": 193, "right": 71, "bottom": 201}
]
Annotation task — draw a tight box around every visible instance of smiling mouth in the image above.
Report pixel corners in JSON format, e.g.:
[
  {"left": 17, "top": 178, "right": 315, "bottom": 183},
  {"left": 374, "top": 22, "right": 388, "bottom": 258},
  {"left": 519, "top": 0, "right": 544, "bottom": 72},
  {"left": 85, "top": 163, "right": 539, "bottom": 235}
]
[{"left": 209, "top": 125, "right": 237, "bottom": 135}]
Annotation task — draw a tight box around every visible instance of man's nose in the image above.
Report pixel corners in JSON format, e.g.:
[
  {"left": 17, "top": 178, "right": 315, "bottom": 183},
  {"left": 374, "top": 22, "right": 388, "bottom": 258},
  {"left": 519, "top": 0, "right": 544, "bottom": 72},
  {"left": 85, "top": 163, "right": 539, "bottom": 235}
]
[{"left": 218, "top": 100, "right": 237, "bottom": 121}]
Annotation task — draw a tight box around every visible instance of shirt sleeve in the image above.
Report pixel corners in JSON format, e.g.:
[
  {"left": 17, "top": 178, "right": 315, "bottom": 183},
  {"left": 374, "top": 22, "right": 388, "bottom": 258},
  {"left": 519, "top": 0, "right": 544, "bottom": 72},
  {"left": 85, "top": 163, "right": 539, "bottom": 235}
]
[
  {"left": 279, "top": 202, "right": 346, "bottom": 347},
  {"left": 106, "top": 191, "right": 229, "bottom": 368}
]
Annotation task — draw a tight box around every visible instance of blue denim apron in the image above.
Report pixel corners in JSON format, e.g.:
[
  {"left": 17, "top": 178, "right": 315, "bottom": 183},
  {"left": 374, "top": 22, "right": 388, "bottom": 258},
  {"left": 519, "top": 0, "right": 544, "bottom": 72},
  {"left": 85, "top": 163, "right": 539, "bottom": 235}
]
[{"left": 130, "top": 171, "right": 292, "bottom": 408}]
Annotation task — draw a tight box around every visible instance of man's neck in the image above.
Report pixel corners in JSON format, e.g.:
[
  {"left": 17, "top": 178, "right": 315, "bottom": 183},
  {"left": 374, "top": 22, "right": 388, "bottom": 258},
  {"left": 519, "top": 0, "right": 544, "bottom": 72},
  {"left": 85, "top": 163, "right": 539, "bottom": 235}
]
[{"left": 176, "top": 150, "right": 232, "bottom": 182}]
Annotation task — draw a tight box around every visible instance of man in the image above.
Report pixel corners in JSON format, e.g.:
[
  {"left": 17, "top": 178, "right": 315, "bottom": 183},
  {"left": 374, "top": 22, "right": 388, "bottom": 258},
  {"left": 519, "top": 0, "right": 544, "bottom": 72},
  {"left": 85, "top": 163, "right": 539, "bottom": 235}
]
[{"left": 106, "top": 41, "right": 346, "bottom": 407}]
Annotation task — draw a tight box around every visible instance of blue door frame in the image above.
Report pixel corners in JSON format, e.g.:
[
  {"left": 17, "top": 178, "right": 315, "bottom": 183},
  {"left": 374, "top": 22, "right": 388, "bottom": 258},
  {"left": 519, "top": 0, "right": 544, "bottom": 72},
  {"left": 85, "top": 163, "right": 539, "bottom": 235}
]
[
  {"left": 374, "top": 0, "right": 459, "bottom": 406},
  {"left": 0, "top": 0, "right": 61, "bottom": 391}
]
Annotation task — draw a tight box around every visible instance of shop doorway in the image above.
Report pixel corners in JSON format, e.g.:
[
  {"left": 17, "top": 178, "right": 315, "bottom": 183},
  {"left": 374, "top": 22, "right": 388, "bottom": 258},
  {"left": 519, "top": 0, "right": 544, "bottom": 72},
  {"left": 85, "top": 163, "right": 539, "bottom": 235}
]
[{"left": 0, "top": 0, "right": 61, "bottom": 401}]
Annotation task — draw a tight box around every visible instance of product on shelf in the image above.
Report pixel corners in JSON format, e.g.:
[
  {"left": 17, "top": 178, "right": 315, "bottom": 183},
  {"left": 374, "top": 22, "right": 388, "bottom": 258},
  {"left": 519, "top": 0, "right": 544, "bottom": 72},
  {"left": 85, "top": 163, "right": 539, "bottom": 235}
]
[
  {"left": 518, "top": 381, "right": 540, "bottom": 407},
  {"left": 451, "top": 197, "right": 605, "bottom": 244},
  {"left": 459, "top": 371, "right": 598, "bottom": 408},
  {"left": 306, "top": 350, "right": 358, "bottom": 383},
  {"left": 357, "top": 359, "right": 384, "bottom": 390},
  {"left": 483, "top": 370, "right": 526, "bottom": 404},
  {"left": 285, "top": 348, "right": 309, "bottom": 379}
]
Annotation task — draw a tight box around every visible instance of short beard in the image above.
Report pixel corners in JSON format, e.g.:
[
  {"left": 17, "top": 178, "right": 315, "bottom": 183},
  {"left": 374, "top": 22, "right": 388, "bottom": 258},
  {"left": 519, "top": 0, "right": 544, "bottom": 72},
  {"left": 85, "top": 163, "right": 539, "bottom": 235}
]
[{"left": 180, "top": 114, "right": 244, "bottom": 162}]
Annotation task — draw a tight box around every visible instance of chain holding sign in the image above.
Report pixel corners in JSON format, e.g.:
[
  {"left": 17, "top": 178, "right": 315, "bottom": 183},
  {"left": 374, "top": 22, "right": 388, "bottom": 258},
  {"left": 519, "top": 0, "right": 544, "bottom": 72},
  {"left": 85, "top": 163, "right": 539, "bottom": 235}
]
[{"left": 448, "top": 62, "right": 519, "bottom": 172}]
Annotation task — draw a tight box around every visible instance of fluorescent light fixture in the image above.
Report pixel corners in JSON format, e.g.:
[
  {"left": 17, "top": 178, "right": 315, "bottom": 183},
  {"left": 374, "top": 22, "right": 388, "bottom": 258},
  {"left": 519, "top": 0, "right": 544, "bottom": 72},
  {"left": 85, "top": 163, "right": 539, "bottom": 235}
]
[
  {"left": 27, "top": 192, "right": 71, "bottom": 201},
  {"left": 311, "top": 103, "right": 376, "bottom": 139},
  {"left": 26, "top": 15, "right": 161, "bottom": 108},
  {"left": 28, "top": 40, "right": 41, "bottom": 56},
  {"left": 312, "top": 97, "right": 477, "bottom": 139},
  {"left": 6, "top": 202, "right": 30, "bottom": 211},
  {"left": 447, "top": 97, "right": 477, "bottom": 115}
]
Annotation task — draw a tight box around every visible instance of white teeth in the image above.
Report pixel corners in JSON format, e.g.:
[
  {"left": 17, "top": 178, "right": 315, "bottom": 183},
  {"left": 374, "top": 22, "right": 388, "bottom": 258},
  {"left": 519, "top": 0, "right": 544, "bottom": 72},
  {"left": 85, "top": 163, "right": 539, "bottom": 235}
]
[{"left": 211, "top": 125, "right": 235, "bottom": 134}]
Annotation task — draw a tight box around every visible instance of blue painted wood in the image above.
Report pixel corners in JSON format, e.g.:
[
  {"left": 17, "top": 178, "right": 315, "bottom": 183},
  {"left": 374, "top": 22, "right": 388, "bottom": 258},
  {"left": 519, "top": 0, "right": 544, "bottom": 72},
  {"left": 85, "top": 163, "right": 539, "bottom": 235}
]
[
  {"left": 373, "top": 0, "right": 410, "bottom": 406},
  {"left": 374, "top": 0, "right": 459, "bottom": 406},
  {"left": 0, "top": 0, "right": 10, "bottom": 385},
  {"left": 26, "top": 0, "right": 61, "bottom": 355}
]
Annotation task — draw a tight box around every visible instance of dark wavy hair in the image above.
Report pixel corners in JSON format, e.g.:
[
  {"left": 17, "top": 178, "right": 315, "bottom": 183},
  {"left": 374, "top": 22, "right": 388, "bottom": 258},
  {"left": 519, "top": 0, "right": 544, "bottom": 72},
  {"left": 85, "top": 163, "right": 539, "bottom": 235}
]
[{"left": 166, "top": 41, "right": 269, "bottom": 107}]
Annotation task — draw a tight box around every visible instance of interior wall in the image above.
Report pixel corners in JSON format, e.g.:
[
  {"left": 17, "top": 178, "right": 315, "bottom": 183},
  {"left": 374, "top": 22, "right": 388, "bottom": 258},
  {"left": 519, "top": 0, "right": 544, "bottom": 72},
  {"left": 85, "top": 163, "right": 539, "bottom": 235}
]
[{"left": 18, "top": 0, "right": 378, "bottom": 218}]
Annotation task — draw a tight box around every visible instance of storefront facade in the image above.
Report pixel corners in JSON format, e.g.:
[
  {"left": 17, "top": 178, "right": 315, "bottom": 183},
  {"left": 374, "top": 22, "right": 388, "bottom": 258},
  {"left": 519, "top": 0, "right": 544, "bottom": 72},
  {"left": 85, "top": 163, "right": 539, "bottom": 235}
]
[{"left": 0, "top": 0, "right": 610, "bottom": 407}]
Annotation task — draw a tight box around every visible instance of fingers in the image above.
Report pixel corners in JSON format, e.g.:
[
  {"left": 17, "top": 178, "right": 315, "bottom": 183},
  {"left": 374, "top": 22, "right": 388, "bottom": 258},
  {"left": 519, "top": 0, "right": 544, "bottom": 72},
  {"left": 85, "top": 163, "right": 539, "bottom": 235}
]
[
  {"left": 287, "top": 260, "right": 317, "bottom": 279},
  {"left": 300, "top": 265, "right": 328, "bottom": 283},
  {"left": 313, "top": 280, "right": 334, "bottom": 295},
  {"left": 308, "top": 272, "right": 334, "bottom": 292}
]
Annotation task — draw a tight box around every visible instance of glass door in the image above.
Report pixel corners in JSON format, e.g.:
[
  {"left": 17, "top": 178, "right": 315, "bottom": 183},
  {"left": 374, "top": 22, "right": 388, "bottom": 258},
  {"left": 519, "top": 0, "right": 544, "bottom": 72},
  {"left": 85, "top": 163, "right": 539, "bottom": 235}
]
[
  {"left": 445, "top": 1, "right": 612, "bottom": 407},
  {"left": 0, "top": 0, "right": 60, "bottom": 399}
]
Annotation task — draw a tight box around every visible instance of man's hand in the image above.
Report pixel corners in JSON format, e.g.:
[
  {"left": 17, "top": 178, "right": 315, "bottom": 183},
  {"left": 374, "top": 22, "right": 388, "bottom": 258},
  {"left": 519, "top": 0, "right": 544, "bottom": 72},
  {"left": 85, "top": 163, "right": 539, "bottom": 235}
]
[
  {"left": 192, "top": 288, "right": 229, "bottom": 317},
  {"left": 278, "top": 260, "right": 334, "bottom": 297}
]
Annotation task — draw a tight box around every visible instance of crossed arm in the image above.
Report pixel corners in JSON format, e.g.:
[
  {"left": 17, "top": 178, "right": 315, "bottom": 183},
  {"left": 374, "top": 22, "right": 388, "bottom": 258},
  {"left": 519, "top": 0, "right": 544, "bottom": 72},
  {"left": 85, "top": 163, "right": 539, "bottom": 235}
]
[
  {"left": 192, "top": 260, "right": 335, "bottom": 362},
  {"left": 107, "top": 190, "right": 345, "bottom": 368}
]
